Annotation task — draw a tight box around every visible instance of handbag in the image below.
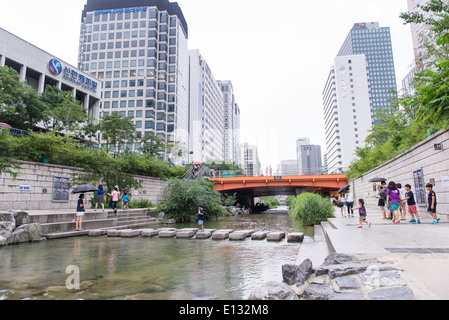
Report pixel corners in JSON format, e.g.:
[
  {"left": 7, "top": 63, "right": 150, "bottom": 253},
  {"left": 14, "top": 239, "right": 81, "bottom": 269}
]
[{"left": 337, "top": 202, "right": 344, "bottom": 208}]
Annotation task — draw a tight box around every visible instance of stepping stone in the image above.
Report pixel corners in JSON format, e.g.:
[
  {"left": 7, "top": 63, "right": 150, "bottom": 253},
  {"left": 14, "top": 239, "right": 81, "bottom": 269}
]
[
  {"left": 212, "top": 230, "right": 232, "bottom": 240},
  {"left": 140, "top": 229, "right": 159, "bottom": 237},
  {"left": 176, "top": 230, "right": 195, "bottom": 238},
  {"left": 158, "top": 230, "right": 177, "bottom": 238},
  {"left": 251, "top": 231, "right": 270, "bottom": 240},
  {"left": 88, "top": 229, "right": 107, "bottom": 236},
  {"left": 287, "top": 232, "right": 305, "bottom": 243},
  {"left": 157, "top": 228, "right": 177, "bottom": 232},
  {"left": 120, "top": 230, "right": 141, "bottom": 238},
  {"left": 229, "top": 230, "right": 255, "bottom": 240},
  {"left": 267, "top": 231, "right": 286, "bottom": 241},
  {"left": 107, "top": 229, "right": 128, "bottom": 237},
  {"left": 178, "top": 228, "right": 199, "bottom": 234},
  {"left": 195, "top": 231, "right": 212, "bottom": 239}
]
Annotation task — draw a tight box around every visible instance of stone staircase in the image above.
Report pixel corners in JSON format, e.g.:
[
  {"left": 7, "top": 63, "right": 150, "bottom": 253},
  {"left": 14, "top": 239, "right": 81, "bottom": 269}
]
[{"left": 35, "top": 209, "right": 163, "bottom": 239}]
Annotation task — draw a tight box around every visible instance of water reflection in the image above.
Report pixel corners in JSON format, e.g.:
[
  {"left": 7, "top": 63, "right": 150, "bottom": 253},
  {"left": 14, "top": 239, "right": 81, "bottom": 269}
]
[{"left": 0, "top": 210, "right": 313, "bottom": 300}]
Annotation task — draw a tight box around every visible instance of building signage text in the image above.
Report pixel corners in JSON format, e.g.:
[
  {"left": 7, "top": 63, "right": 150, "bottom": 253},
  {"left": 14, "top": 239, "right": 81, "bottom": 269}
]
[
  {"left": 62, "top": 67, "right": 98, "bottom": 93},
  {"left": 94, "top": 7, "right": 148, "bottom": 16}
]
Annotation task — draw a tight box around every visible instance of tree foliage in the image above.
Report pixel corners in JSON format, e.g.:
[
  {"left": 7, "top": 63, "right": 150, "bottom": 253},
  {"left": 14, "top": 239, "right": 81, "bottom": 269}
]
[{"left": 288, "top": 193, "right": 335, "bottom": 226}]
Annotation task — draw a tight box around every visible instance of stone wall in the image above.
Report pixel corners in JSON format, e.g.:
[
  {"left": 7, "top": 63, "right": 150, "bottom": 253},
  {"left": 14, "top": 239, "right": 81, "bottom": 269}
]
[
  {"left": 351, "top": 128, "right": 449, "bottom": 220},
  {"left": 0, "top": 160, "right": 168, "bottom": 211}
]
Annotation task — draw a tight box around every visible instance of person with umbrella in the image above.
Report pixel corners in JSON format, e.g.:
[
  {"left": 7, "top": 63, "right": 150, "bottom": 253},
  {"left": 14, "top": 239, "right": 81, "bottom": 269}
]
[{"left": 75, "top": 194, "right": 87, "bottom": 231}]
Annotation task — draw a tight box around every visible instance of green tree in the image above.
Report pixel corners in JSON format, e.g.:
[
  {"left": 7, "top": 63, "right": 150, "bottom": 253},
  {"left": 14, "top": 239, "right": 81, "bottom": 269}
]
[
  {"left": 99, "top": 112, "right": 136, "bottom": 153},
  {"left": 140, "top": 133, "right": 165, "bottom": 156},
  {"left": 0, "top": 66, "right": 46, "bottom": 130},
  {"left": 289, "top": 193, "right": 335, "bottom": 226}
]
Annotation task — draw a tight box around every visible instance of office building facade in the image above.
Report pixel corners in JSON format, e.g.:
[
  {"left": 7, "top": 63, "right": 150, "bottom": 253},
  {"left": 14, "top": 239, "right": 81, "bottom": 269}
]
[
  {"left": 218, "top": 80, "right": 241, "bottom": 167},
  {"left": 322, "top": 55, "right": 372, "bottom": 174},
  {"left": 188, "top": 49, "right": 225, "bottom": 163},
  {"left": 279, "top": 160, "right": 299, "bottom": 176},
  {"left": 338, "top": 22, "right": 397, "bottom": 122},
  {"left": 78, "top": 0, "right": 190, "bottom": 159},
  {"left": 296, "top": 142, "right": 323, "bottom": 176},
  {"left": 240, "top": 143, "right": 261, "bottom": 177},
  {"left": 0, "top": 27, "right": 101, "bottom": 124}
]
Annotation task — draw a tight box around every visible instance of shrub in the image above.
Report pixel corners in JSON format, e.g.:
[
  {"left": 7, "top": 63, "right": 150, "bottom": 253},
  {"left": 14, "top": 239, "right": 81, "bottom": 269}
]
[
  {"left": 260, "top": 196, "right": 280, "bottom": 209},
  {"left": 289, "top": 193, "right": 335, "bottom": 226}
]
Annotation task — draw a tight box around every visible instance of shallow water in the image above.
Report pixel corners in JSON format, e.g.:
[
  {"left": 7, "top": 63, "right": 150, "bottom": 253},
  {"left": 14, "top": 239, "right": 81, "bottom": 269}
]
[{"left": 0, "top": 209, "right": 313, "bottom": 300}]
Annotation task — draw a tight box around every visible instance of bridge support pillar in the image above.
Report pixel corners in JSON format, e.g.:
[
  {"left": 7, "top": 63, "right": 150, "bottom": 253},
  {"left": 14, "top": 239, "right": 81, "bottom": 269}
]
[{"left": 294, "top": 187, "right": 308, "bottom": 196}]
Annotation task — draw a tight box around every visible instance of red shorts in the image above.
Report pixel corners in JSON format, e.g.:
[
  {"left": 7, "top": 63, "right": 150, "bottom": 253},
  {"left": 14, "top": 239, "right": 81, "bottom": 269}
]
[{"left": 408, "top": 205, "right": 418, "bottom": 214}]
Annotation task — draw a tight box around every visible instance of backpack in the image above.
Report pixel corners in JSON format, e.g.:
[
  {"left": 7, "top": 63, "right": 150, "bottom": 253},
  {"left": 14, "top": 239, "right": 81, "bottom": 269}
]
[{"left": 379, "top": 188, "right": 387, "bottom": 200}]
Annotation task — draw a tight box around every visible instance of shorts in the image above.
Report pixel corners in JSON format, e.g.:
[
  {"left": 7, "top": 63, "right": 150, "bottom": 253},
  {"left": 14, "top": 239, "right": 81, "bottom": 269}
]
[
  {"left": 391, "top": 202, "right": 400, "bottom": 211},
  {"left": 76, "top": 211, "right": 84, "bottom": 217},
  {"left": 359, "top": 215, "right": 367, "bottom": 221},
  {"left": 408, "top": 205, "right": 418, "bottom": 214},
  {"left": 198, "top": 220, "right": 204, "bottom": 226},
  {"left": 428, "top": 205, "right": 437, "bottom": 213},
  {"left": 378, "top": 199, "right": 385, "bottom": 207}
]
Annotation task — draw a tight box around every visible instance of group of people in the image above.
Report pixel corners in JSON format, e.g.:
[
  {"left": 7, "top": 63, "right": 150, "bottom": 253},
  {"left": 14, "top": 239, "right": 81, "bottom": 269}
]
[
  {"left": 74, "top": 185, "right": 132, "bottom": 231},
  {"left": 375, "top": 181, "right": 439, "bottom": 225}
]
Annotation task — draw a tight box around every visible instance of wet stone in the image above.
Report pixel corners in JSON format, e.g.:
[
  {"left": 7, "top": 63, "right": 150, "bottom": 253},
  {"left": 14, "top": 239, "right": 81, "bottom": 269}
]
[
  {"left": 121, "top": 230, "right": 140, "bottom": 238},
  {"left": 287, "top": 232, "right": 304, "bottom": 243},
  {"left": 88, "top": 229, "right": 107, "bottom": 236},
  {"left": 302, "top": 284, "right": 335, "bottom": 300},
  {"left": 251, "top": 231, "right": 269, "bottom": 240},
  {"left": 335, "top": 276, "right": 361, "bottom": 290},
  {"left": 266, "top": 232, "right": 285, "bottom": 242},
  {"left": 140, "top": 229, "right": 159, "bottom": 237}
]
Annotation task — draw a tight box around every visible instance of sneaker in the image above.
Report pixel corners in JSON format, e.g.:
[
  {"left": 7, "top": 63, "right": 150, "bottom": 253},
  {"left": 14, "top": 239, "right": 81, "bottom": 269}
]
[
  {"left": 369, "top": 223, "right": 372, "bottom": 228},
  {"left": 409, "top": 219, "right": 416, "bottom": 223},
  {"left": 357, "top": 226, "right": 362, "bottom": 229},
  {"left": 395, "top": 220, "right": 400, "bottom": 224},
  {"left": 431, "top": 220, "right": 438, "bottom": 225},
  {"left": 437, "top": 218, "right": 441, "bottom": 223},
  {"left": 417, "top": 220, "right": 421, "bottom": 224}
]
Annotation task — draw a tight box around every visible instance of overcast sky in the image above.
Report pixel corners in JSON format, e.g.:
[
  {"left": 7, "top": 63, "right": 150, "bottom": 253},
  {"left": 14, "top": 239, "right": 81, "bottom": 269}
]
[{"left": 0, "top": 0, "right": 415, "bottom": 171}]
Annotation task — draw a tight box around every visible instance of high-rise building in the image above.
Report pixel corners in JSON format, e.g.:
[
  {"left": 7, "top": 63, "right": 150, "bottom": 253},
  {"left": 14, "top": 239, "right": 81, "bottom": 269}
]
[
  {"left": 78, "top": 0, "right": 190, "bottom": 160},
  {"left": 407, "top": 0, "right": 433, "bottom": 65},
  {"left": 279, "top": 160, "right": 299, "bottom": 176},
  {"left": 218, "top": 80, "right": 241, "bottom": 167},
  {"left": 296, "top": 139, "right": 323, "bottom": 175},
  {"left": 188, "top": 49, "right": 224, "bottom": 163},
  {"left": 338, "top": 22, "right": 397, "bottom": 122},
  {"left": 322, "top": 55, "right": 372, "bottom": 174},
  {"left": 240, "top": 143, "right": 261, "bottom": 177}
]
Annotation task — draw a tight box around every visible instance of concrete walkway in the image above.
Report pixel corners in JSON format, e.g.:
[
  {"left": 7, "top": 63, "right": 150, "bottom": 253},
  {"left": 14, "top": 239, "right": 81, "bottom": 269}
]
[{"left": 325, "top": 205, "right": 449, "bottom": 300}]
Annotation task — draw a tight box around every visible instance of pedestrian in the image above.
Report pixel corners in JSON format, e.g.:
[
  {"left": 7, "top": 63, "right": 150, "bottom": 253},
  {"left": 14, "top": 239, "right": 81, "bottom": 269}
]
[
  {"left": 108, "top": 187, "right": 120, "bottom": 216},
  {"left": 353, "top": 199, "right": 371, "bottom": 229},
  {"left": 345, "top": 189, "right": 354, "bottom": 217},
  {"left": 386, "top": 181, "right": 401, "bottom": 224},
  {"left": 76, "top": 194, "right": 86, "bottom": 231},
  {"left": 123, "top": 191, "right": 129, "bottom": 210},
  {"left": 95, "top": 184, "right": 105, "bottom": 212},
  {"left": 402, "top": 184, "right": 420, "bottom": 224},
  {"left": 197, "top": 205, "right": 205, "bottom": 232},
  {"left": 338, "top": 193, "right": 346, "bottom": 217},
  {"left": 426, "top": 183, "right": 440, "bottom": 225},
  {"left": 396, "top": 183, "right": 407, "bottom": 221},
  {"left": 374, "top": 183, "right": 387, "bottom": 219}
]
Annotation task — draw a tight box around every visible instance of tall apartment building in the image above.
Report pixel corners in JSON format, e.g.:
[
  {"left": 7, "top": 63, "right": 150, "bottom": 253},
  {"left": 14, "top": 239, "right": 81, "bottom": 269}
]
[
  {"left": 296, "top": 143, "right": 323, "bottom": 175},
  {"left": 338, "top": 22, "right": 397, "bottom": 122},
  {"left": 188, "top": 49, "right": 225, "bottom": 163},
  {"left": 408, "top": 0, "right": 433, "bottom": 65},
  {"left": 240, "top": 143, "right": 261, "bottom": 177},
  {"left": 218, "top": 80, "right": 241, "bottom": 167},
  {"left": 322, "top": 55, "right": 372, "bottom": 174},
  {"left": 78, "top": 0, "right": 190, "bottom": 160}
]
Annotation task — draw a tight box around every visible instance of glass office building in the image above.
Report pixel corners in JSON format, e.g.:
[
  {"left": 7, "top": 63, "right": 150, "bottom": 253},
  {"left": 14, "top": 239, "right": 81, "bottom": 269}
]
[
  {"left": 78, "top": 0, "right": 189, "bottom": 161},
  {"left": 338, "top": 22, "right": 397, "bottom": 123}
]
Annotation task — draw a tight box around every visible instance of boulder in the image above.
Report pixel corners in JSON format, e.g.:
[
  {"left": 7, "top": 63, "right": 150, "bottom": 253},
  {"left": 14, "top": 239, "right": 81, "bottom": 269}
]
[
  {"left": 15, "top": 223, "right": 42, "bottom": 242},
  {"left": 12, "top": 211, "right": 31, "bottom": 227},
  {"left": 0, "top": 235, "right": 6, "bottom": 247},
  {"left": 247, "top": 281, "right": 299, "bottom": 300},
  {"left": 0, "top": 221, "right": 15, "bottom": 238},
  {"left": 0, "top": 212, "right": 15, "bottom": 229},
  {"left": 319, "top": 263, "right": 368, "bottom": 279},
  {"left": 282, "top": 259, "right": 313, "bottom": 286},
  {"left": 302, "top": 283, "right": 335, "bottom": 300},
  {"left": 321, "top": 253, "right": 356, "bottom": 266},
  {"left": 6, "top": 229, "right": 30, "bottom": 244}
]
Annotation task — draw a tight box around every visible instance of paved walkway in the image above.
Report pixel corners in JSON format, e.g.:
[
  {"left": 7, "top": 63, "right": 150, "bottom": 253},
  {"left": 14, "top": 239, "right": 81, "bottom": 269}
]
[{"left": 326, "top": 205, "right": 449, "bottom": 300}]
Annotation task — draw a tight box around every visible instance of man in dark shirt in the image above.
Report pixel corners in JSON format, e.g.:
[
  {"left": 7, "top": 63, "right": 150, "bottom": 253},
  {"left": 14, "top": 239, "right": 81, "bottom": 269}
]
[
  {"left": 426, "top": 184, "right": 439, "bottom": 225},
  {"left": 197, "top": 205, "right": 205, "bottom": 232}
]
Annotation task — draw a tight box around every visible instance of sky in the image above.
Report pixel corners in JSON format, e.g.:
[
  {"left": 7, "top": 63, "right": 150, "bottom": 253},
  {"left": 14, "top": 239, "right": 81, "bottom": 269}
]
[{"left": 0, "top": 0, "right": 415, "bottom": 172}]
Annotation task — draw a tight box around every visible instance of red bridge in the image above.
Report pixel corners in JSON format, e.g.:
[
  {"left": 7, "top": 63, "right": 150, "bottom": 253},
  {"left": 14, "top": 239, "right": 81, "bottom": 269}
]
[{"left": 210, "top": 175, "right": 348, "bottom": 203}]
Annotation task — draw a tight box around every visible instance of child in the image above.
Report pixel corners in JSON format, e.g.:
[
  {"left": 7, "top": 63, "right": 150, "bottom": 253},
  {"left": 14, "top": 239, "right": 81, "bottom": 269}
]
[
  {"left": 396, "top": 183, "right": 407, "bottom": 221},
  {"left": 197, "top": 205, "right": 205, "bottom": 232},
  {"left": 402, "top": 184, "right": 420, "bottom": 224},
  {"left": 426, "top": 184, "right": 440, "bottom": 225},
  {"left": 108, "top": 187, "right": 120, "bottom": 216},
  {"left": 386, "top": 181, "right": 401, "bottom": 224},
  {"left": 123, "top": 192, "right": 129, "bottom": 210},
  {"left": 76, "top": 194, "right": 86, "bottom": 231},
  {"left": 353, "top": 199, "right": 371, "bottom": 229}
]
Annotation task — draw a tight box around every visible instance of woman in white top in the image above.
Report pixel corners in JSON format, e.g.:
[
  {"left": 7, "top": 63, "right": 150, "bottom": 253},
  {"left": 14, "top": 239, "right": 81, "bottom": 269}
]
[
  {"left": 345, "top": 190, "right": 355, "bottom": 217},
  {"left": 396, "top": 183, "right": 407, "bottom": 220}
]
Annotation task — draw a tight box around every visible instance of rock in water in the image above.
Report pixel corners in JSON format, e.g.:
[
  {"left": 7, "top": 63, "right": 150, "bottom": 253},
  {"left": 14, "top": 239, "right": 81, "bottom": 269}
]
[
  {"left": 282, "top": 259, "right": 313, "bottom": 286},
  {"left": 247, "top": 281, "right": 299, "bottom": 300}
]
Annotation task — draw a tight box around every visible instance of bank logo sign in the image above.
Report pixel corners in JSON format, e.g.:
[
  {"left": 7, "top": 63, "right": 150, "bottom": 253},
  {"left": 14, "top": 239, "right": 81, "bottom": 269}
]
[{"left": 49, "top": 59, "right": 63, "bottom": 75}]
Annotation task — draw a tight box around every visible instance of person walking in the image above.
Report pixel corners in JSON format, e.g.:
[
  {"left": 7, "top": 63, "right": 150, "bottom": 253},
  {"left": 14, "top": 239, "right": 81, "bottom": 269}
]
[
  {"left": 374, "top": 184, "right": 387, "bottom": 219},
  {"left": 108, "top": 187, "right": 120, "bottom": 216},
  {"left": 386, "top": 181, "right": 401, "bottom": 224},
  {"left": 338, "top": 193, "right": 346, "bottom": 217},
  {"left": 345, "top": 189, "right": 354, "bottom": 217},
  {"left": 75, "top": 194, "right": 86, "bottom": 231},
  {"left": 95, "top": 184, "right": 105, "bottom": 212},
  {"left": 402, "top": 184, "right": 420, "bottom": 224},
  {"left": 426, "top": 184, "right": 440, "bottom": 225},
  {"left": 197, "top": 205, "right": 205, "bottom": 232},
  {"left": 353, "top": 199, "right": 371, "bottom": 229}
]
